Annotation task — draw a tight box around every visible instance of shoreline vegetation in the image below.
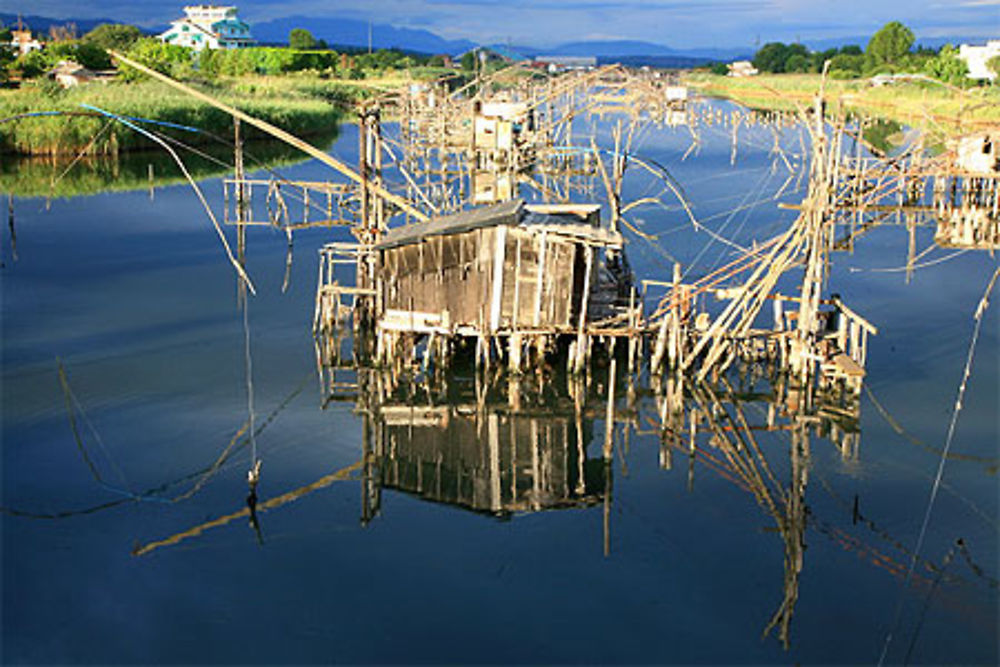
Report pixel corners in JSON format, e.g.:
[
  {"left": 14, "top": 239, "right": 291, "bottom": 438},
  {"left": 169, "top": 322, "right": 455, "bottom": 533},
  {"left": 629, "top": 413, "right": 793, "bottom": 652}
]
[
  {"left": 0, "top": 28, "right": 464, "bottom": 157},
  {"left": 2, "top": 18, "right": 996, "bottom": 160},
  {"left": 0, "top": 124, "right": 340, "bottom": 198},
  {"left": 684, "top": 72, "right": 1000, "bottom": 138},
  {"left": 0, "top": 75, "right": 389, "bottom": 156}
]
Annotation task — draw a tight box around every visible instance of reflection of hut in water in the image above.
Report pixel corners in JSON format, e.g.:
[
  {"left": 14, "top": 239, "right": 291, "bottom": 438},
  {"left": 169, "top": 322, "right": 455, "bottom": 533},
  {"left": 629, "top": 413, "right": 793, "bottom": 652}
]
[
  {"left": 935, "top": 206, "right": 1000, "bottom": 249},
  {"left": 934, "top": 131, "right": 1000, "bottom": 249},
  {"left": 365, "top": 402, "right": 605, "bottom": 519},
  {"left": 372, "top": 198, "right": 630, "bottom": 366}
]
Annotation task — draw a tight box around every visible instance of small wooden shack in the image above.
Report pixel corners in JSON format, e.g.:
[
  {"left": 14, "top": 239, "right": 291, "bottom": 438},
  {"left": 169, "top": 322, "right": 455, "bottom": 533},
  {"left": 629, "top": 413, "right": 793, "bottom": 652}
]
[{"left": 374, "top": 198, "right": 628, "bottom": 339}]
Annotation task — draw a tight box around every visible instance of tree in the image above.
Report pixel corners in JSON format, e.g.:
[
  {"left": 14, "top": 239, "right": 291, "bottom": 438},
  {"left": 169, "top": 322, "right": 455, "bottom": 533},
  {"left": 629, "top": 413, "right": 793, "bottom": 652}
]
[
  {"left": 289, "top": 28, "right": 317, "bottom": 50},
  {"left": 866, "top": 21, "right": 914, "bottom": 70},
  {"left": 785, "top": 53, "right": 809, "bottom": 73},
  {"left": 119, "top": 38, "right": 191, "bottom": 81},
  {"left": 753, "top": 42, "right": 791, "bottom": 73},
  {"left": 47, "top": 39, "right": 113, "bottom": 70},
  {"left": 924, "top": 44, "right": 970, "bottom": 86},
  {"left": 461, "top": 49, "right": 477, "bottom": 71},
  {"left": 83, "top": 24, "right": 144, "bottom": 52},
  {"left": 14, "top": 50, "right": 49, "bottom": 78},
  {"left": 987, "top": 55, "right": 1000, "bottom": 83},
  {"left": 828, "top": 53, "right": 863, "bottom": 78},
  {"left": 709, "top": 61, "right": 729, "bottom": 75}
]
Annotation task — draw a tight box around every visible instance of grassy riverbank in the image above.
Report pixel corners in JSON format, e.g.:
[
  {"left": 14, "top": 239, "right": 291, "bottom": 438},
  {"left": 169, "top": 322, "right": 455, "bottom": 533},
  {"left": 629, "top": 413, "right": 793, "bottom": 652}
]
[
  {"left": 0, "top": 123, "right": 339, "bottom": 198},
  {"left": 0, "top": 65, "right": 461, "bottom": 156},
  {"left": 683, "top": 72, "right": 1000, "bottom": 136},
  {"left": 0, "top": 76, "right": 346, "bottom": 156}
]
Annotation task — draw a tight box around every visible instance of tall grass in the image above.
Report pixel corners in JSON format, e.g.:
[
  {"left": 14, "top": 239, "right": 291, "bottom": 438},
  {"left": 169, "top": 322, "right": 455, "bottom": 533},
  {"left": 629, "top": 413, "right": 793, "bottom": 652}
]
[
  {"left": 685, "top": 72, "right": 1000, "bottom": 137},
  {"left": 0, "top": 79, "right": 343, "bottom": 156},
  {"left": 0, "top": 124, "right": 339, "bottom": 198}
]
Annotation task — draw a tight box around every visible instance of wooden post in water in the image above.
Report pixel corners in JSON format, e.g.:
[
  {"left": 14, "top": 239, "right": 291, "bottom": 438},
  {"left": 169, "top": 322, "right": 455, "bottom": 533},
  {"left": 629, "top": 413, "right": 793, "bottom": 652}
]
[
  {"left": 574, "top": 246, "right": 594, "bottom": 375},
  {"left": 234, "top": 117, "right": 247, "bottom": 304},
  {"left": 604, "top": 358, "right": 617, "bottom": 460}
]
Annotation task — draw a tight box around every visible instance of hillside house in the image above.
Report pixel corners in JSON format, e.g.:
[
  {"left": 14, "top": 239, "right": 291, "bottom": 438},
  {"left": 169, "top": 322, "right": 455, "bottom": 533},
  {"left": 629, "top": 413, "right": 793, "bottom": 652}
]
[{"left": 158, "top": 5, "right": 254, "bottom": 51}]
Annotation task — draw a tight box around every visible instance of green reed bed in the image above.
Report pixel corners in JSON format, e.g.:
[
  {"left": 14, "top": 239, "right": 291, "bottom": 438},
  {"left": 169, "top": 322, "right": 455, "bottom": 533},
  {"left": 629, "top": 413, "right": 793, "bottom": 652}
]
[
  {"left": 0, "top": 79, "right": 342, "bottom": 156},
  {"left": 685, "top": 72, "right": 1000, "bottom": 137},
  {"left": 0, "top": 122, "right": 339, "bottom": 199}
]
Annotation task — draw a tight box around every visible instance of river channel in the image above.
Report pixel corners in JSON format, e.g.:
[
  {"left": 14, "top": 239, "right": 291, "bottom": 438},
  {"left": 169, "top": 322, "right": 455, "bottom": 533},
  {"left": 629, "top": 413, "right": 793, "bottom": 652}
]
[{"left": 2, "top": 101, "right": 997, "bottom": 664}]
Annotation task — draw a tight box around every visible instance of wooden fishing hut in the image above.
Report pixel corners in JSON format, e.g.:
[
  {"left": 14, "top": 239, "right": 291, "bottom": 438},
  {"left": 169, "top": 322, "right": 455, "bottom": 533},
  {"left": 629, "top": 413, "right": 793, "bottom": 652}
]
[{"left": 371, "top": 197, "right": 631, "bottom": 371}]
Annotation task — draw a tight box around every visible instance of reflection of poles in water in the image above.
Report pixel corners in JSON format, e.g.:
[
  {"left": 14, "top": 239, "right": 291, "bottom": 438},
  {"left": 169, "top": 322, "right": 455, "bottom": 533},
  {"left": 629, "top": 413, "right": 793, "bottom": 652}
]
[
  {"left": 132, "top": 459, "right": 364, "bottom": 556},
  {"left": 603, "top": 358, "right": 617, "bottom": 557},
  {"left": 678, "top": 377, "right": 810, "bottom": 649},
  {"left": 242, "top": 274, "right": 261, "bottom": 517},
  {"left": 360, "top": 411, "right": 379, "bottom": 525},
  {"left": 762, "top": 416, "right": 809, "bottom": 649},
  {"left": 246, "top": 459, "right": 263, "bottom": 545},
  {"left": 6, "top": 193, "right": 16, "bottom": 265},
  {"left": 235, "top": 118, "right": 248, "bottom": 305}
]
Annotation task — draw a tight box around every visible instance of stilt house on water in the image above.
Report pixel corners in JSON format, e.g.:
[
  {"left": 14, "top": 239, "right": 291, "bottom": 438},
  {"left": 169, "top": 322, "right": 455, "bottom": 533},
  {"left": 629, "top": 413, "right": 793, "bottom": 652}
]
[{"left": 371, "top": 198, "right": 631, "bottom": 348}]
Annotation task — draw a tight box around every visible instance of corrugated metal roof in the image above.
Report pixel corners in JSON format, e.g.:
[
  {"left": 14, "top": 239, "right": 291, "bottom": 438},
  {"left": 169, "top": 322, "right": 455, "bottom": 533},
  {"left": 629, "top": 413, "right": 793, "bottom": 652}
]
[
  {"left": 375, "top": 199, "right": 524, "bottom": 250},
  {"left": 374, "top": 198, "right": 622, "bottom": 250}
]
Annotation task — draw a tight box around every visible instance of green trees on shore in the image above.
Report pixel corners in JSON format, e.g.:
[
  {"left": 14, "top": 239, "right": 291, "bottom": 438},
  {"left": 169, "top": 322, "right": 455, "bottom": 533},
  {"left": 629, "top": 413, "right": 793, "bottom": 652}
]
[
  {"left": 747, "top": 21, "right": 980, "bottom": 87},
  {"left": 752, "top": 42, "right": 861, "bottom": 74},
  {"left": 1, "top": 20, "right": 438, "bottom": 84},
  {"left": 865, "top": 21, "right": 914, "bottom": 70}
]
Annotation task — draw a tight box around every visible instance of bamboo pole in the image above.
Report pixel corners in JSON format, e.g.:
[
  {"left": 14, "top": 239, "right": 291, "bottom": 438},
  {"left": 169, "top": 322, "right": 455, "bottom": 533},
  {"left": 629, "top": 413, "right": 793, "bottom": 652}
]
[{"left": 109, "top": 50, "right": 429, "bottom": 223}]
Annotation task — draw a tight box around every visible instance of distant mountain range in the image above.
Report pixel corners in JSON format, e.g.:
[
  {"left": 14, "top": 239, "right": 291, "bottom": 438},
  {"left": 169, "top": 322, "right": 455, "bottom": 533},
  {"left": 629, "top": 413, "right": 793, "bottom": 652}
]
[
  {"left": 250, "top": 16, "right": 477, "bottom": 54},
  {"left": 2, "top": 11, "right": 980, "bottom": 64},
  {"left": 0, "top": 13, "right": 138, "bottom": 37}
]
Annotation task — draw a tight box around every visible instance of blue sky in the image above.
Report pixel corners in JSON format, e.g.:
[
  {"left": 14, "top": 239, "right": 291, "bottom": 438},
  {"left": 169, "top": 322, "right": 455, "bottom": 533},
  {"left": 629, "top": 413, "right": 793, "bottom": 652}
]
[{"left": 3, "top": 0, "right": 997, "bottom": 49}]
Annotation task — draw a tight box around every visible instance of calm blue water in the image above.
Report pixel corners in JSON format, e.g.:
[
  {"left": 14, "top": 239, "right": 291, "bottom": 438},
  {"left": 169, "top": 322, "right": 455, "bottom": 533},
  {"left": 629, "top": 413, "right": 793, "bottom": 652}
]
[{"left": 2, "top": 103, "right": 997, "bottom": 664}]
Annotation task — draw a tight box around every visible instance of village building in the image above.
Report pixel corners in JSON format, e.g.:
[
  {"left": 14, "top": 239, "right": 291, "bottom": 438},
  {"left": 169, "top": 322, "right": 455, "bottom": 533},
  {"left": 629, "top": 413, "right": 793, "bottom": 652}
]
[
  {"left": 952, "top": 132, "right": 999, "bottom": 174},
  {"left": 158, "top": 5, "right": 254, "bottom": 51},
  {"left": 47, "top": 60, "right": 98, "bottom": 88},
  {"left": 9, "top": 27, "right": 43, "bottom": 56},
  {"left": 534, "top": 55, "right": 598, "bottom": 73},
  {"left": 958, "top": 40, "right": 1000, "bottom": 81},
  {"left": 727, "top": 60, "right": 758, "bottom": 77}
]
